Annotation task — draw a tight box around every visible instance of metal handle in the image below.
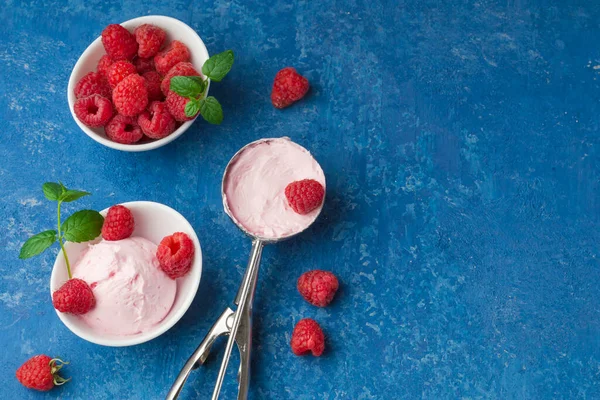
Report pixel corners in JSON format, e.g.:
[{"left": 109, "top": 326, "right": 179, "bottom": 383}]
[{"left": 212, "top": 239, "right": 264, "bottom": 400}]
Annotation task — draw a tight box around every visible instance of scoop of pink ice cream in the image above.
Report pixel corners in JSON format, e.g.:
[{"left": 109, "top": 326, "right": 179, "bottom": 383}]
[{"left": 72, "top": 237, "right": 176, "bottom": 336}]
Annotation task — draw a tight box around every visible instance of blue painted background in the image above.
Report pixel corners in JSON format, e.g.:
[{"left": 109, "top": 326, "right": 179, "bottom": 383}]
[{"left": 1, "top": 0, "right": 599, "bottom": 398}]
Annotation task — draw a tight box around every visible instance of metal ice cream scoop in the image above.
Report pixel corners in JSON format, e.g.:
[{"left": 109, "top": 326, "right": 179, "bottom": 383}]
[{"left": 166, "top": 138, "right": 325, "bottom": 400}]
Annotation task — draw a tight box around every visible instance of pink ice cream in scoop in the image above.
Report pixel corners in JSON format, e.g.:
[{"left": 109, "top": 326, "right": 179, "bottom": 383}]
[
  {"left": 72, "top": 237, "right": 176, "bottom": 336},
  {"left": 223, "top": 137, "right": 326, "bottom": 240}
]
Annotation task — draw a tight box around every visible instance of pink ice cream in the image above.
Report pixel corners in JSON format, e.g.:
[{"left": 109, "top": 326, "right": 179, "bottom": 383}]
[
  {"left": 223, "top": 137, "right": 326, "bottom": 240},
  {"left": 72, "top": 237, "right": 176, "bottom": 336}
]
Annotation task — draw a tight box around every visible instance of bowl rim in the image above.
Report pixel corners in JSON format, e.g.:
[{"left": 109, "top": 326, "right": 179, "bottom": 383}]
[
  {"left": 67, "top": 15, "right": 210, "bottom": 152},
  {"left": 50, "top": 200, "right": 202, "bottom": 347}
]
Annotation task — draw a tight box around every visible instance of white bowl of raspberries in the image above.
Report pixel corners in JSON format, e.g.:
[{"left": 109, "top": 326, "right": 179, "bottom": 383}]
[{"left": 67, "top": 16, "right": 210, "bottom": 152}]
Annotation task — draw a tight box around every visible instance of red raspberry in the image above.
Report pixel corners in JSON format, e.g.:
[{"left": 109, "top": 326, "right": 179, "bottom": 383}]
[
  {"left": 73, "top": 94, "right": 113, "bottom": 127},
  {"left": 271, "top": 67, "right": 310, "bottom": 109},
  {"left": 161, "top": 61, "right": 201, "bottom": 95},
  {"left": 156, "top": 232, "right": 195, "bottom": 279},
  {"left": 106, "top": 60, "right": 136, "bottom": 89},
  {"left": 290, "top": 319, "right": 325, "bottom": 356},
  {"left": 154, "top": 40, "right": 190, "bottom": 75},
  {"left": 74, "top": 71, "right": 111, "bottom": 99},
  {"left": 96, "top": 55, "right": 114, "bottom": 78},
  {"left": 134, "top": 24, "right": 166, "bottom": 58},
  {"left": 101, "top": 24, "right": 138, "bottom": 61},
  {"left": 16, "top": 355, "right": 69, "bottom": 391},
  {"left": 297, "top": 270, "right": 339, "bottom": 307},
  {"left": 102, "top": 205, "right": 135, "bottom": 240},
  {"left": 165, "top": 90, "right": 196, "bottom": 121},
  {"left": 105, "top": 114, "right": 143, "bottom": 144},
  {"left": 284, "top": 179, "right": 325, "bottom": 215},
  {"left": 112, "top": 74, "right": 148, "bottom": 117},
  {"left": 52, "top": 278, "right": 96, "bottom": 314},
  {"left": 138, "top": 101, "right": 176, "bottom": 139},
  {"left": 143, "top": 71, "right": 164, "bottom": 102},
  {"left": 133, "top": 56, "right": 155, "bottom": 74}
]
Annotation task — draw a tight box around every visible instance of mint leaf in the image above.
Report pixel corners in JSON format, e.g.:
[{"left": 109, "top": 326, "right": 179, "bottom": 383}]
[
  {"left": 60, "top": 189, "right": 90, "bottom": 203},
  {"left": 42, "top": 182, "right": 63, "bottom": 201},
  {"left": 185, "top": 98, "right": 201, "bottom": 118},
  {"left": 61, "top": 210, "right": 104, "bottom": 243},
  {"left": 199, "top": 97, "right": 223, "bottom": 125},
  {"left": 202, "top": 50, "right": 234, "bottom": 82},
  {"left": 170, "top": 76, "right": 204, "bottom": 98},
  {"left": 19, "top": 230, "right": 57, "bottom": 259},
  {"left": 188, "top": 76, "right": 207, "bottom": 94}
]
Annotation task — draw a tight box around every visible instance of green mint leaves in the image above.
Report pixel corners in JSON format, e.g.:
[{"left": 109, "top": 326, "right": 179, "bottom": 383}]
[
  {"left": 19, "top": 182, "right": 103, "bottom": 280},
  {"left": 19, "top": 230, "right": 57, "bottom": 259},
  {"left": 169, "top": 49, "right": 234, "bottom": 125}
]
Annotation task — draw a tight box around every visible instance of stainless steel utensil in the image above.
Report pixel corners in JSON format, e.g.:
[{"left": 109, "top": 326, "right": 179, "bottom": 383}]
[{"left": 166, "top": 138, "right": 325, "bottom": 400}]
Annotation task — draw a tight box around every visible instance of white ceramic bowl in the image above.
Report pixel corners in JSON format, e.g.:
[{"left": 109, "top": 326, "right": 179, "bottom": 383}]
[
  {"left": 50, "top": 201, "right": 202, "bottom": 346},
  {"left": 67, "top": 16, "right": 210, "bottom": 152}
]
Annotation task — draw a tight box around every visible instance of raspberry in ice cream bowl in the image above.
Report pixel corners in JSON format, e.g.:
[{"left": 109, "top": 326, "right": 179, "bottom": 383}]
[
  {"left": 67, "top": 15, "right": 210, "bottom": 152},
  {"left": 50, "top": 201, "right": 202, "bottom": 346}
]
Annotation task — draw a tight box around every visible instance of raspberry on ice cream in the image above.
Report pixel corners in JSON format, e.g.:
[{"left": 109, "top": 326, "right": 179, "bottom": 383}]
[
  {"left": 223, "top": 138, "right": 326, "bottom": 240},
  {"left": 72, "top": 237, "right": 177, "bottom": 336}
]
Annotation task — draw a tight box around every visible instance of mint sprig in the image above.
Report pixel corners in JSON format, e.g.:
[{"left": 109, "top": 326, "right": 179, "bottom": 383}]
[
  {"left": 169, "top": 49, "right": 234, "bottom": 125},
  {"left": 19, "top": 183, "right": 104, "bottom": 279}
]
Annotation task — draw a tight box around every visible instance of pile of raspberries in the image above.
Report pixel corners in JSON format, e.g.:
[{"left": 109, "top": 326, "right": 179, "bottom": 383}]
[{"left": 73, "top": 24, "right": 202, "bottom": 144}]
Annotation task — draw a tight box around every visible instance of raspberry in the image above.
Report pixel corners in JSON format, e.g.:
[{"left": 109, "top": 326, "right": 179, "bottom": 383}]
[
  {"left": 96, "top": 55, "right": 114, "bottom": 78},
  {"left": 290, "top": 319, "right": 325, "bottom": 356},
  {"left": 297, "top": 270, "right": 339, "bottom": 307},
  {"left": 112, "top": 74, "right": 148, "bottom": 117},
  {"left": 271, "top": 67, "right": 310, "bottom": 109},
  {"left": 165, "top": 90, "right": 196, "bottom": 121},
  {"left": 73, "top": 94, "right": 113, "bottom": 127},
  {"left": 133, "top": 56, "right": 155, "bottom": 74},
  {"left": 106, "top": 60, "right": 136, "bottom": 89},
  {"left": 102, "top": 204, "right": 135, "bottom": 240},
  {"left": 105, "top": 114, "right": 144, "bottom": 144},
  {"left": 138, "top": 101, "right": 176, "bottom": 139},
  {"left": 284, "top": 179, "right": 325, "bottom": 214},
  {"left": 74, "top": 71, "right": 111, "bottom": 99},
  {"left": 156, "top": 232, "right": 195, "bottom": 279},
  {"left": 52, "top": 278, "right": 96, "bottom": 314},
  {"left": 161, "top": 61, "right": 201, "bottom": 95},
  {"left": 134, "top": 24, "right": 166, "bottom": 58},
  {"left": 16, "top": 355, "right": 69, "bottom": 391},
  {"left": 101, "top": 24, "right": 138, "bottom": 61},
  {"left": 154, "top": 40, "right": 190, "bottom": 75},
  {"left": 143, "top": 71, "right": 164, "bottom": 102}
]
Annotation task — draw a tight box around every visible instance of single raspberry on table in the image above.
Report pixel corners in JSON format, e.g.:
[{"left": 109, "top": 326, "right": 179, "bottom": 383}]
[
  {"left": 297, "top": 270, "right": 339, "bottom": 307},
  {"left": 112, "top": 74, "right": 148, "bottom": 117},
  {"left": 143, "top": 71, "right": 164, "bottom": 102},
  {"left": 102, "top": 204, "right": 135, "bottom": 240},
  {"left": 74, "top": 71, "right": 111, "bottom": 99},
  {"left": 290, "top": 318, "right": 325, "bottom": 356},
  {"left": 134, "top": 24, "right": 166, "bottom": 58},
  {"left": 285, "top": 179, "right": 325, "bottom": 215},
  {"left": 133, "top": 56, "right": 155, "bottom": 74},
  {"left": 165, "top": 90, "right": 197, "bottom": 121},
  {"left": 271, "top": 67, "right": 310, "bottom": 109},
  {"left": 161, "top": 61, "right": 201, "bottom": 95},
  {"left": 96, "top": 55, "right": 114, "bottom": 78},
  {"left": 154, "top": 40, "right": 190, "bottom": 75},
  {"left": 105, "top": 114, "right": 144, "bottom": 144},
  {"left": 101, "top": 24, "right": 138, "bottom": 61},
  {"left": 16, "top": 355, "right": 69, "bottom": 391},
  {"left": 73, "top": 94, "right": 113, "bottom": 127},
  {"left": 52, "top": 278, "right": 96, "bottom": 314},
  {"left": 106, "top": 60, "right": 137, "bottom": 89},
  {"left": 156, "top": 232, "right": 195, "bottom": 279},
  {"left": 138, "top": 101, "right": 176, "bottom": 139}
]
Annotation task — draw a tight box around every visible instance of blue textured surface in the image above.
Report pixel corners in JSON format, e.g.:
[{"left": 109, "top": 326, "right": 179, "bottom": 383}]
[{"left": 1, "top": 0, "right": 599, "bottom": 398}]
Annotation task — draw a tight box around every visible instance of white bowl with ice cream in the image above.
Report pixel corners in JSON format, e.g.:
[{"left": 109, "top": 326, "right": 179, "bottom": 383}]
[{"left": 50, "top": 201, "right": 202, "bottom": 347}]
